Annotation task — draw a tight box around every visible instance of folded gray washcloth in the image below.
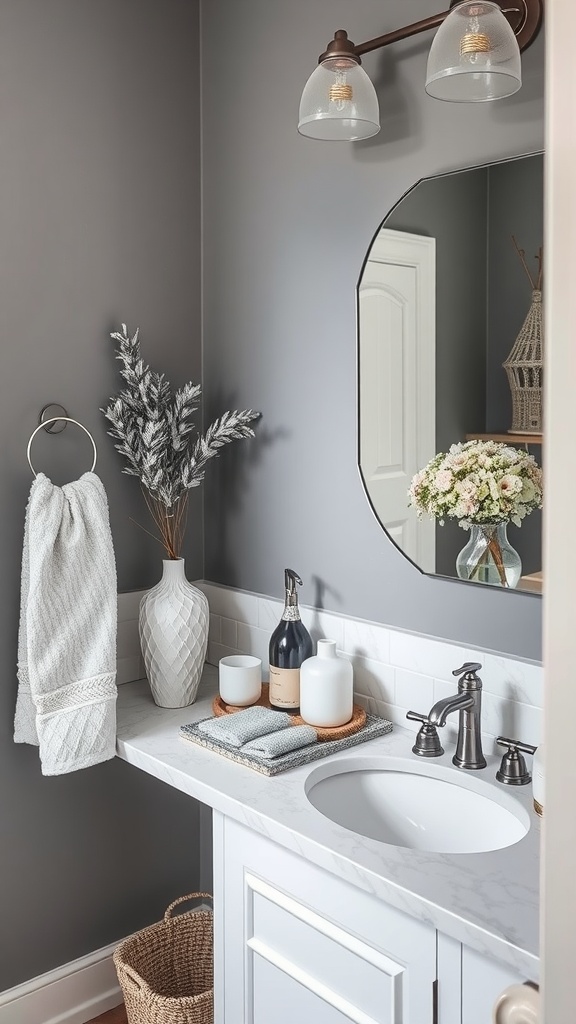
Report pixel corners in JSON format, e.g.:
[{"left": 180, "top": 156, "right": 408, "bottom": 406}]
[
  {"left": 197, "top": 706, "right": 292, "bottom": 747},
  {"left": 243, "top": 724, "right": 318, "bottom": 760}
]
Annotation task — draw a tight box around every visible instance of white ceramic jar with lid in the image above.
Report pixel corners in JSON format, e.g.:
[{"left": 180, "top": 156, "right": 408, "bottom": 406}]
[{"left": 299, "top": 639, "right": 353, "bottom": 728}]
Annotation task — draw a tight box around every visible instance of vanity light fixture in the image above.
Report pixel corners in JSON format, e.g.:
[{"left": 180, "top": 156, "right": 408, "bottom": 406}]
[{"left": 298, "top": 0, "right": 543, "bottom": 141}]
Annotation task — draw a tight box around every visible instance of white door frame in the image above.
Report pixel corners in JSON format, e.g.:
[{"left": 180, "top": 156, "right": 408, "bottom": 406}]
[{"left": 542, "top": 3, "right": 576, "bottom": 1020}]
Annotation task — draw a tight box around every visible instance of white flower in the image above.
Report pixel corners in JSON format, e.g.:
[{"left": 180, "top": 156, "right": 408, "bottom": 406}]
[
  {"left": 499, "top": 474, "right": 523, "bottom": 496},
  {"left": 455, "top": 498, "right": 477, "bottom": 519}
]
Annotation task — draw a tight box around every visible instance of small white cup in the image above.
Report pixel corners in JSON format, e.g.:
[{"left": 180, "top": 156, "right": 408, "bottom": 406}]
[{"left": 219, "top": 655, "right": 262, "bottom": 706}]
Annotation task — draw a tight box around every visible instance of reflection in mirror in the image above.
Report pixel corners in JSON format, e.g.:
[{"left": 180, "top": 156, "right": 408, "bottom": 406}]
[{"left": 358, "top": 154, "right": 543, "bottom": 594}]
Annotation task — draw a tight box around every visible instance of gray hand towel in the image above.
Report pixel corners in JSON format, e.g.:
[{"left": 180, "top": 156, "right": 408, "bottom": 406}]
[
  {"left": 242, "top": 724, "right": 318, "bottom": 759},
  {"left": 197, "top": 705, "right": 292, "bottom": 747}
]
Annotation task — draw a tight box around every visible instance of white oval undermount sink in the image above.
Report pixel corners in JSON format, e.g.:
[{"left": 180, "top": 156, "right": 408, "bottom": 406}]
[{"left": 305, "top": 756, "right": 530, "bottom": 854}]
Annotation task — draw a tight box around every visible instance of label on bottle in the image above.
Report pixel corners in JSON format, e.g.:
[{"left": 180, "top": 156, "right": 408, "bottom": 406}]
[{"left": 269, "top": 666, "right": 300, "bottom": 709}]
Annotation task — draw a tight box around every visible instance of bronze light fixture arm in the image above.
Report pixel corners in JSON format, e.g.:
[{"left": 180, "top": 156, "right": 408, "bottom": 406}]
[
  {"left": 319, "top": 0, "right": 543, "bottom": 65},
  {"left": 353, "top": 10, "right": 452, "bottom": 59}
]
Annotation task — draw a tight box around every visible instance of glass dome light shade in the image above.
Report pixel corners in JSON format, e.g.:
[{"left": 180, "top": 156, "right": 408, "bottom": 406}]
[
  {"left": 298, "top": 62, "right": 380, "bottom": 141},
  {"left": 425, "top": 1, "right": 522, "bottom": 102}
]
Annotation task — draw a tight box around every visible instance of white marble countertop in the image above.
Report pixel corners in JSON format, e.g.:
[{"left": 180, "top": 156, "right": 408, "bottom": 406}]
[{"left": 116, "top": 665, "right": 540, "bottom": 979}]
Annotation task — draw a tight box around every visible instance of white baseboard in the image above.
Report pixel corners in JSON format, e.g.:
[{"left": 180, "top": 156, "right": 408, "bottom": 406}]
[{"left": 0, "top": 940, "right": 123, "bottom": 1024}]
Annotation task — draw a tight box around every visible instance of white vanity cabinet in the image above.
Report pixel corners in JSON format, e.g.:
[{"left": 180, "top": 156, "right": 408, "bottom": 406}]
[{"left": 213, "top": 813, "right": 529, "bottom": 1024}]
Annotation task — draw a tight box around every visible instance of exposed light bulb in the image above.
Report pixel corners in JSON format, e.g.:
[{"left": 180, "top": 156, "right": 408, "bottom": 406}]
[
  {"left": 298, "top": 54, "right": 380, "bottom": 140},
  {"left": 329, "top": 69, "right": 353, "bottom": 111},
  {"left": 459, "top": 5, "right": 491, "bottom": 64}
]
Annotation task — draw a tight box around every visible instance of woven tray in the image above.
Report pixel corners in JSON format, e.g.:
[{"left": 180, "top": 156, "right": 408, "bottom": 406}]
[
  {"left": 212, "top": 682, "right": 366, "bottom": 741},
  {"left": 180, "top": 714, "right": 393, "bottom": 776}
]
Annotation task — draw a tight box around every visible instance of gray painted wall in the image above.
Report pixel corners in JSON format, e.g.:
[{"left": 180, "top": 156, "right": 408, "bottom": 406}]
[
  {"left": 0, "top": 1, "right": 203, "bottom": 991},
  {"left": 487, "top": 156, "right": 544, "bottom": 575},
  {"left": 487, "top": 156, "right": 544, "bottom": 433},
  {"left": 201, "top": 0, "right": 545, "bottom": 660}
]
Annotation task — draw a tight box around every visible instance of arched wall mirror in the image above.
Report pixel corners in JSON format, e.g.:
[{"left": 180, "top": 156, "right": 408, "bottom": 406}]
[{"left": 358, "top": 153, "right": 543, "bottom": 595}]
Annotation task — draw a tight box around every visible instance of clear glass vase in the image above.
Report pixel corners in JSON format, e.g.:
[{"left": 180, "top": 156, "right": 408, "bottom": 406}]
[{"left": 456, "top": 522, "right": 522, "bottom": 588}]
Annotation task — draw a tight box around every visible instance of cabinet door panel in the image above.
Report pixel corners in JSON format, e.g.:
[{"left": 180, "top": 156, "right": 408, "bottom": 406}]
[
  {"left": 215, "top": 814, "right": 437, "bottom": 1024},
  {"left": 462, "top": 947, "right": 532, "bottom": 1024},
  {"left": 253, "top": 956, "right": 364, "bottom": 1024},
  {"left": 250, "top": 879, "right": 403, "bottom": 1022}
]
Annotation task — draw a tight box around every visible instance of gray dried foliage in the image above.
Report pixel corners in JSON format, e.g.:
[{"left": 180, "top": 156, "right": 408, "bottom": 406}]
[{"left": 102, "top": 324, "right": 259, "bottom": 556}]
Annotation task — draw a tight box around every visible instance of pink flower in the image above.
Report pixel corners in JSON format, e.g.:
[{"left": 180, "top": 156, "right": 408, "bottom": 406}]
[
  {"left": 446, "top": 452, "right": 467, "bottom": 469},
  {"left": 434, "top": 469, "right": 453, "bottom": 492},
  {"left": 456, "top": 479, "right": 477, "bottom": 499}
]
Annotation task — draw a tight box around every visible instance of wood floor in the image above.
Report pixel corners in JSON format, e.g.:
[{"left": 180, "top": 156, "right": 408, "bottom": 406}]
[{"left": 86, "top": 1006, "right": 127, "bottom": 1024}]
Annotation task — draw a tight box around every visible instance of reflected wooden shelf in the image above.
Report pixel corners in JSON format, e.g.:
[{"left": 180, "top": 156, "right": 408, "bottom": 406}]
[
  {"left": 465, "top": 432, "right": 543, "bottom": 446},
  {"left": 519, "top": 570, "right": 543, "bottom": 594}
]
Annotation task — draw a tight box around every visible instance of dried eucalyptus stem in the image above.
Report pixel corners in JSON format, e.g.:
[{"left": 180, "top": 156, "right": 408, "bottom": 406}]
[
  {"left": 512, "top": 235, "right": 544, "bottom": 291},
  {"left": 102, "top": 324, "right": 260, "bottom": 558}
]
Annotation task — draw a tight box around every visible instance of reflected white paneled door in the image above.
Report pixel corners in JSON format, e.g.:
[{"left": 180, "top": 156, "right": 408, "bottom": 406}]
[{"left": 359, "top": 228, "right": 436, "bottom": 572}]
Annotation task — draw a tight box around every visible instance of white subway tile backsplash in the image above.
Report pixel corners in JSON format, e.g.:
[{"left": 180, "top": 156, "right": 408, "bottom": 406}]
[
  {"left": 117, "top": 618, "right": 140, "bottom": 659},
  {"left": 117, "top": 654, "right": 144, "bottom": 686},
  {"left": 394, "top": 668, "right": 435, "bottom": 713},
  {"left": 379, "top": 701, "right": 418, "bottom": 733},
  {"left": 432, "top": 677, "right": 457, "bottom": 703},
  {"left": 116, "top": 594, "right": 145, "bottom": 684},
  {"left": 174, "top": 581, "right": 543, "bottom": 746},
  {"left": 258, "top": 598, "right": 284, "bottom": 632},
  {"left": 237, "top": 623, "right": 270, "bottom": 669},
  {"left": 389, "top": 630, "right": 474, "bottom": 682},
  {"left": 481, "top": 653, "right": 543, "bottom": 708},
  {"left": 198, "top": 583, "right": 259, "bottom": 625},
  {"left": 208, "top": 615, "right": 221, "bottom": 644},
  {"left": 207, "top": 641, "right": 239, "bottom": 667},
  {"left": 351, "top": 655, "right": 395, "bottom": 704},
  {"left": 221, "top": 616, "right": 238, "bottom": 650},
  {"left": 299, "top": 606, "right": 345, "bottom": 650},
  {"left": 343, "top": 618, "right": 391, "bottom": 664},
  {"left": 481, "top": 692, "right": 542, "bottom": 747},
  {"left": 354, "top": 692, "right": 378, "bottom": 715}
]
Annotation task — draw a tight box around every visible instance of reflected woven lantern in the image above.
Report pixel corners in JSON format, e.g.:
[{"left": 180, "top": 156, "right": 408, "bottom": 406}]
[{"left": 503, "top": 237, "right": 543, "bottom": 435}]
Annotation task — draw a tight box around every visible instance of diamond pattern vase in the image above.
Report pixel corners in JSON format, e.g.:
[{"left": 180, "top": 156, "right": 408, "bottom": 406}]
[{"left": 139, "top": 558, "right": 209, "bottom": 708}]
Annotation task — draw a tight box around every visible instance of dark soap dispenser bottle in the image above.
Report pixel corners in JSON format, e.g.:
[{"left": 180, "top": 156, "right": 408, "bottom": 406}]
[{"left": 269, "top": 569, "right": 313, "bottom": 712}]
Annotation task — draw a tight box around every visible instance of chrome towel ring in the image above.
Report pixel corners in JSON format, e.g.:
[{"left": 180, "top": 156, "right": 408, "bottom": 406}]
[{"left": 27, "top": 417, "right": 98, "bottom": 477}]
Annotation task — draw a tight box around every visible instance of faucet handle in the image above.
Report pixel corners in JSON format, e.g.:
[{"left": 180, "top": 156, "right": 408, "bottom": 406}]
[
  {"left": 452, "top": 661, "right": 482, "bottom": 679},
  {"left": 496, "top": 736, "right": 537, "bottom": 785},
  {"left": 406, "top": 710, "right": 428, "bottom": 725},
  {"left": 406, "top": 711, "right": 444, "bottom": 758}
]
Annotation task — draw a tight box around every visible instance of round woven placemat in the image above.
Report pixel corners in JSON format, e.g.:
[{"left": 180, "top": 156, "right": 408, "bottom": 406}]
[{"left": 211, "top": 682, "right": 366, "bottom": 742}]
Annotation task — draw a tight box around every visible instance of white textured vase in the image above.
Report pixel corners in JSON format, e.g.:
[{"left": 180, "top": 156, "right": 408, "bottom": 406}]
[{"left": 139, "top": 558, "right": 209, "bottom": 708}]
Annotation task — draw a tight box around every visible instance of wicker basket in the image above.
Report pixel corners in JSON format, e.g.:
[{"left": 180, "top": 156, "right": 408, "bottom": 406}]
[{"left": 113, "top": 893, "right": 213, "bottom": 1024}]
